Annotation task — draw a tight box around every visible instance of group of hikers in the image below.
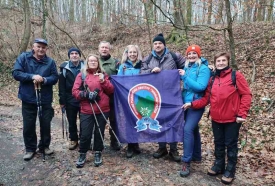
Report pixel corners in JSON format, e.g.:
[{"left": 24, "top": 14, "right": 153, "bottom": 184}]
[{"left": 12, "top": 33, "right": 252, "bottom": 184}]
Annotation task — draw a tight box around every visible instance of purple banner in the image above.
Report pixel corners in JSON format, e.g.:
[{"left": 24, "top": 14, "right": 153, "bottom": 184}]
[{"left": 111, "top": 70, "right": 184, "bottom": 143}]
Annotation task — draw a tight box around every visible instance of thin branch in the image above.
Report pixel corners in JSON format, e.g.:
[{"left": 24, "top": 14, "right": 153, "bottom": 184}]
[{"left": 46, "top": 15, "right": 85, "bottom": 59}]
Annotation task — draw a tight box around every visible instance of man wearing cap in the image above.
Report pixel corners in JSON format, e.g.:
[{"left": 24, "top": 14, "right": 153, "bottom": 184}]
[
  {"left": 98, "top": 41, "right": 121, "bottom": 150},
  {"left": 58, "top": 47, "right": 84, "bottom": 150},
  {"left": 12, "top": 38, "right": 58, "bottom": 161},
  {"left": 140, "top": 33, "right": 186, "bottom": 162}
]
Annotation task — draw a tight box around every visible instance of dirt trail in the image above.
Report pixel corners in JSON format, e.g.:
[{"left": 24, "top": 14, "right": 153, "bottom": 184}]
[{"left": 0, "top": 104, "right": 249, "bottom": 186}]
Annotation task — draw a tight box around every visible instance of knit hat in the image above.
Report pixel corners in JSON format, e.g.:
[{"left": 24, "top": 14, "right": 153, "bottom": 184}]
[
  {"left": 186, "top": 45, "right": 201, "bottom": 57},
  {"left": 153, "top": 33, "right": 166, "bottom": 46},
  {"left": 68, "top": 47, "right": 81, "bottom": 58}
]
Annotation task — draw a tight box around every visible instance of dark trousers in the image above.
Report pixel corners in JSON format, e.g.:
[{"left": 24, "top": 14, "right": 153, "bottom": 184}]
[
  {"left": 79, "top": 112, "right": 109, "bottom": 153},
  {"left": 22, "top": 101, "right": 54, "bottom": 152},
  {"left": 159, "top": 142, "right": 178, "bottom": 151},
  {"left": 66, "top": 103, "right": 80, "bottom": 141},
  {"left": 109, "top": 97, "right": 118, "bottom": 143},
  {"left": 212, "top": 120, "right": 241, "bottom": 174}
]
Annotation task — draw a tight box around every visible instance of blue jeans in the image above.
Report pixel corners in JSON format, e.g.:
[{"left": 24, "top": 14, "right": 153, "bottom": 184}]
[{"left": 182, "top": 108, "right": 204, "bottom": 163}]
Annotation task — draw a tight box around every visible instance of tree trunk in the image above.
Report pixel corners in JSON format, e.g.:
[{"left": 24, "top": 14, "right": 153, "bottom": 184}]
[
  {"left": 173, "top": 0, "right": 184, "bottom": 27},
  {"left": 207, "top": 0, "right": 212, "bottom": 24},
  {"left": 97, "top": 0, "right": 103, "bottom": 24},
  {"left": 225, "top": 0, "right": 237, "bottom": 70},
  {"left": 216, "top": 1, "right": 223, "bottom": 24},
  {"left": 82, "top": 0, "right": 86, "bottom": 22},
  {"left": 253, "top": 0, "right": 259, "bottom": 22},
  {"left": 267, "top": 0, "right": 274, "bottom": 21},
  {"left": 69, "top": 0, "right": 74, "bottom": 22},
  {"left": 41, "top": 0, "right": 47, "bottom": 39},
  {"left": 20, "top": 0, "right": 31, "bottom": 53},
  {"left": 186, "top": 0, "right": 192, "bottom": 25}
]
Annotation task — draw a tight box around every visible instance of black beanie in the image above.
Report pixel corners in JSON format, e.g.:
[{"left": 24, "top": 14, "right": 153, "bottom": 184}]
[
  {"left": 153, "top": 33, "right": 166, "bottom": 46},
  {"left": 68, "top": 47, "right": 81, "bottom": 58}
]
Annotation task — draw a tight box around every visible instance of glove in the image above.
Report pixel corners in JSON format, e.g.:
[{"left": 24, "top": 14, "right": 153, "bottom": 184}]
[
  {"left": 87, "top": 89, "right": 100, "bottom": 102},
  {"left": 79, "top": 91, "right": 88, "bottom": 98}
]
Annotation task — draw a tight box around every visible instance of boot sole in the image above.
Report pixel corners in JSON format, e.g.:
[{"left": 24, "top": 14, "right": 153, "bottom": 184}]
[
  {"left": 207, "top": 171, "right": 224, "bottom": 176},
  {"left": 94, "top": 162, "right": 102, "bottom": 167},
  {"left": 221, "top": 177, "right": 234, "bottom": 184},
  {"left": 180, "top": 172, "right": 190, "bottom": 177},
  {"left": 76, "top": 163, "right": 84, "bottom": 168}
]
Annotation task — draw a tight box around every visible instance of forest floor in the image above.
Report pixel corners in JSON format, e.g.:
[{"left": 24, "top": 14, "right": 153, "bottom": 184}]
[{"left": 0, "top": 104, "right": 257, "bottom": 186}]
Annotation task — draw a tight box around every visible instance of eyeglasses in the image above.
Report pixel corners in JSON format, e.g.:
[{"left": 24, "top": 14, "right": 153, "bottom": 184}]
[{"left": 88, "top": 60, "right": 98, "bottom": 62}]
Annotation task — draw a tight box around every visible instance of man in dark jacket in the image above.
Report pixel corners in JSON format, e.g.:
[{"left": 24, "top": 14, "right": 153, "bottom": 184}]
[
  {"left": 98, "top": 41, "right": 121, "bottom": 150},
  {"left": 59, "top": 47, "right": 84, "bottom": 150},
  {"left": 140, "top": 33, "right": 186, "bottom": 162},
  {"left": 12, "top": 38, "right": 58, "bottom": 161}
]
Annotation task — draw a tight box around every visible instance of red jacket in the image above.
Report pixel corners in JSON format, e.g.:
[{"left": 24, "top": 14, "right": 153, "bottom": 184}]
[
  {"left": 192, "top": 68, "right": 252, "bottom": 123},
  {"left": 72, "top": 71, "right": 114, "bottom": 114}
]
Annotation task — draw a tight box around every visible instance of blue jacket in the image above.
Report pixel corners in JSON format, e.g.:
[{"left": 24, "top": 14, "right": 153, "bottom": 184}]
[
  {"left": 12, "top": 51, "right": 58, "bottom": 104},
  {"left": 117, "top": 60, "right": 141, "bottom": 75},
  {"left": 181, "top": 58, "right": 210, "bottom": 104}
]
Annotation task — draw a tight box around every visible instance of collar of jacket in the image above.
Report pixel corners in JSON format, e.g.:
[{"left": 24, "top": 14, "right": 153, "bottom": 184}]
[
  {"left": 99, "top": 56, "right": 115, "bottom": 64},
  {"left": 215, "top": 67, "right": 232, "bottom": 77},
  {"left": 125, "top": 59, "right": 142, "bottom": 69},
  {"left": 27, "top": 50, "right": 49, "bottom": 63},
  {"left": 152, "top": 47, "right": 169, "bottom": 60}
]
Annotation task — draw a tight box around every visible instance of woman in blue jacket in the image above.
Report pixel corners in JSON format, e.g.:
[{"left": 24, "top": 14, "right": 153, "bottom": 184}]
[
  {"left": 179, "top": 45, "right": 210, "bottom": 177},
  {"left": 118, "top": 45, "right": 143, "bottom": 158}
]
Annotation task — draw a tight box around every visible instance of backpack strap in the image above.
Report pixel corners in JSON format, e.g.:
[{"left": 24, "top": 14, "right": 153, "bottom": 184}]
[
  {"left": 60, "top": 61, "right": 69, "bottom": 78},
  {"left": 170, "top": 51, "right": 178, "bottom": 62},
  {"left": 231, "top": 70, "right": 237, "bottom": 89},
  {"left": 146, "top": 54, "right": 153, "bottom": 64}
]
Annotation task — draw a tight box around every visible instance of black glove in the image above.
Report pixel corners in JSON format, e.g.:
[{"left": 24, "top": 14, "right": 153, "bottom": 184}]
[
  {"left": 79, "top": 91, "right": 88, "bottom": 98},
  {"left": 87, "top": 89, "right": 100, "bottom": 102}
]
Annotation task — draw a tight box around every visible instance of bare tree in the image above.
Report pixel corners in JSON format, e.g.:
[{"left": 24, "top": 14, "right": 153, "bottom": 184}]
[
  {"left": 207, "top": 0, "right": 213, "bottom": 24},
  {"left": 19, "top": 0, "right": 31, "bottom": 53},
  {"left": 225, "top": 0, "right": 237, "bottom": 69}
]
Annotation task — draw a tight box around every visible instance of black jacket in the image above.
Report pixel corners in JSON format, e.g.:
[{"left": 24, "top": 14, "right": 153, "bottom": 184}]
[{"left": 58, "top": 60, "right": 84, "bottom": 106}]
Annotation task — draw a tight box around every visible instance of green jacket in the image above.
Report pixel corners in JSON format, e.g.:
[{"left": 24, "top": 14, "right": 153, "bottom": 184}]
[{"left": 99, "top": 57, "right": 117, "bottom": 75}]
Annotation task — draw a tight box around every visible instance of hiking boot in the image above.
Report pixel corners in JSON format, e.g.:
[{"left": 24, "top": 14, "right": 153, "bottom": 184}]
[
  {"left": 23, "top": 152, "right": 35, "bottom": 161},
  {"left": 153, "top": 148, "right": 168, "bottom": 158},
  {"left": 221, "top": 170, "right": 235, "bottom": 184},
  {"left": 69, "top": 141, "right": 78, "bottom": 150},
  {"left": 110, "top": 141, "right": 121, "bottom": 151},
  {"left": 76, "top": 153, "right": 86, "bottom": 168},
  {"left": 133, "top": 144, "right": 141, "bottom": 154},
  {"left": 94, "top": 151, "right": 102, "bottom": 167},
  {"left": 169, "top": 150, "right": 181, "bottom": 162},
  {"left": 126, "top": 146, "right": 134, "bottom": 158},
  {"left": 38, "top": 148, "right": 54, "bottom": 155},
  {"left": 180, "top": 162, "right": 191, "bottom": 177},
  {"left": 207, "top": 164, "right": 225, "bottom": 176}
]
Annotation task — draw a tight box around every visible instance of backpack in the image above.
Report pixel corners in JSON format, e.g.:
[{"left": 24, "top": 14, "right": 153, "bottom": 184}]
[
  {"left": 146, "top": 52, "right": 179, "bottom": 67},
  {"left": 61, "top": 61, "right": 84, "bottom": 78}
]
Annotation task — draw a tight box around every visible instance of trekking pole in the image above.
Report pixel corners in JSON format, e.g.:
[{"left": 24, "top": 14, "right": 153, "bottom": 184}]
[
  {"left": 61, "top": 107, "right": 65, "bottom": 139},
  {"left": 89, "top": 101, "right": 106, "bottom": 148},
  {"left": 63, "top": 109, "right": 69, "bottom": 140},
  {"left": 34, "top": 81, "right": 45, "bottom": 161},
  {"left": 93, "top": 100, "right": 121, "bottom": 146}
]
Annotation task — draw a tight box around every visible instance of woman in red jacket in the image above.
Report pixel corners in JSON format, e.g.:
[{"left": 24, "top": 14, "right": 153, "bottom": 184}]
[
  {"left": 72, "top": 54, "right": 114, "bottom": 168},
  {"left": 183, "top": 52, "right": 252, "bottom": 184}
]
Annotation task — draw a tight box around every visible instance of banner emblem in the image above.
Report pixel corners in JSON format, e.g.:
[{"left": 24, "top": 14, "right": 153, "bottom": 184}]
[{"left": 128, "top": 83, "right": 162, "bottom": 132}]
